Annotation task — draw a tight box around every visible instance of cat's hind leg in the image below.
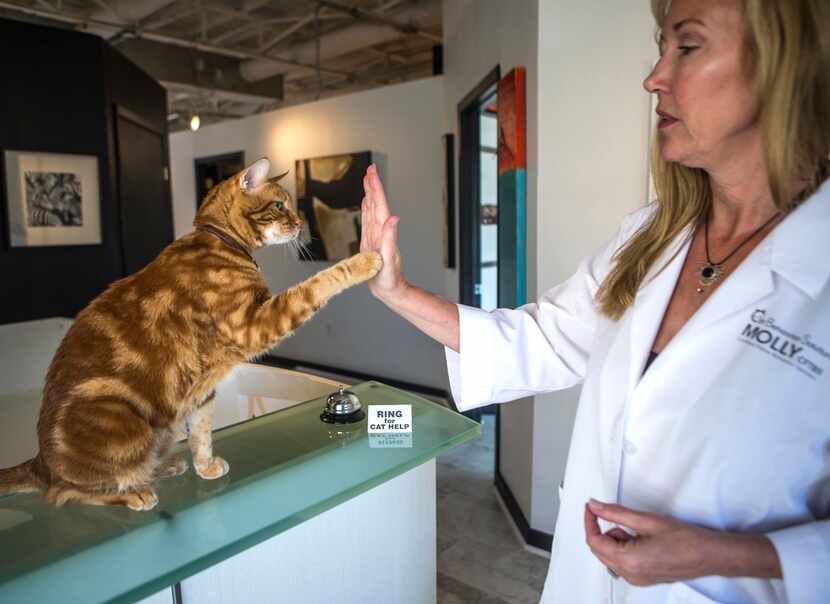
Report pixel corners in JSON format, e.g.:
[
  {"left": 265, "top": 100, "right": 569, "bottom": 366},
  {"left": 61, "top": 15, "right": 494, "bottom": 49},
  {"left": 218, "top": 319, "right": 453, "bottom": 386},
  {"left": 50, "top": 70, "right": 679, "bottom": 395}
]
[
  {"left": 186, "top": 398, "right": 229, "bottom": 480},
  {"left": 45, "top": 395, "right": 166, "bottom": 510},
  {"left": 47, "top": 484, "right": 159, "bottom": 511}
]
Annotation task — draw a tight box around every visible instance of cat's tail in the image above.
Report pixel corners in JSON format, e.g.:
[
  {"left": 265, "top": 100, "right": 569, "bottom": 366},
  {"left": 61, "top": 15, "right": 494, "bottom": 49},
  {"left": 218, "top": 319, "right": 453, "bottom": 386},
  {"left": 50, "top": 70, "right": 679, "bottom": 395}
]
[{"left": 0, "top": 459, "right": 42, "bottom": 495}]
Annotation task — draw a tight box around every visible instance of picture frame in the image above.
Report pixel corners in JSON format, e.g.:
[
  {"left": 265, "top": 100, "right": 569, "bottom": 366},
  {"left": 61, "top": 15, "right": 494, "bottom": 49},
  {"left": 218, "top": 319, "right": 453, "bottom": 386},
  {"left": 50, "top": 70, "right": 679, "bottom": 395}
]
[{"left": 2, "top": 150, "right": 102, "bottom": 248}]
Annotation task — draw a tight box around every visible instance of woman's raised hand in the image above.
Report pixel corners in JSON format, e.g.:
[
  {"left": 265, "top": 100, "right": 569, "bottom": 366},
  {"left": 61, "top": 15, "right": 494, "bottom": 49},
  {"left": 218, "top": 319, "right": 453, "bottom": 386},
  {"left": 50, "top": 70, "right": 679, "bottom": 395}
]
[{"left": 360, "top": 164, "right": 405, "bottom": 300}]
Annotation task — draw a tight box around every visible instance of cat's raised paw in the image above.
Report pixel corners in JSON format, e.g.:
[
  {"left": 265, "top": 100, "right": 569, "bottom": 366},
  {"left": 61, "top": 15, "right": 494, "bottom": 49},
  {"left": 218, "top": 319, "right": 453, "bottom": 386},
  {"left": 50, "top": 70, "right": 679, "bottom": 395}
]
[
  {"left": 125, "top": 487, "right": 159, "bottom": 511},
  {"left": 350, "top": 251, "right": 383, "bottom": 281},
  {"left": 195, "top": 456, "right": 230, "bottom": 480}
]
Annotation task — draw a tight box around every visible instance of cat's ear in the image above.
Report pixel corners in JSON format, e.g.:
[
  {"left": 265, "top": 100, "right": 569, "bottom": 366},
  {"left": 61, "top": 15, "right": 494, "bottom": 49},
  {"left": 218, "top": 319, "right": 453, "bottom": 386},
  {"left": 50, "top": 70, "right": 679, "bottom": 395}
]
[
  {"left": 239, "top": 158, "right": 271, "bottom": 192},
  {"left": 269, "top": 170, "right": 289, "bottom": 184}
]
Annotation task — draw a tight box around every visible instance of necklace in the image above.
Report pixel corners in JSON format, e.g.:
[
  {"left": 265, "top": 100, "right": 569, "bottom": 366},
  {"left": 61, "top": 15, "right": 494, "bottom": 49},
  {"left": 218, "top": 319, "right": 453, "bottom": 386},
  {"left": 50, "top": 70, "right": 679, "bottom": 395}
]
[{"left": 695, "top": 210, "right": 781, "bottom": 294}]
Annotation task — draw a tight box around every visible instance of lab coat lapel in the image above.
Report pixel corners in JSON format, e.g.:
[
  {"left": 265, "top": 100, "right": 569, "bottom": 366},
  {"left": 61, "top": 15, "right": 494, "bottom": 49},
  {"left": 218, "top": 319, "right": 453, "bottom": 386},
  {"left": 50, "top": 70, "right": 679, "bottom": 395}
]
[{"left": 626, "top": 225, "right": 693, "bottom": 396}]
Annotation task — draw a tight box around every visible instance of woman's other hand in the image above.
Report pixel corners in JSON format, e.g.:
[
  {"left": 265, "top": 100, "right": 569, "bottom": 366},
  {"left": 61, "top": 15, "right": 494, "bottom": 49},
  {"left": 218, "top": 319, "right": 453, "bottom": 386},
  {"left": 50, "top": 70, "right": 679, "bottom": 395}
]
[
  {"left": 360, "top": 164, "right": 406, "bottom": 301},
  {"left": 584, "top": 499, "right": 782, "bottom": 586}
]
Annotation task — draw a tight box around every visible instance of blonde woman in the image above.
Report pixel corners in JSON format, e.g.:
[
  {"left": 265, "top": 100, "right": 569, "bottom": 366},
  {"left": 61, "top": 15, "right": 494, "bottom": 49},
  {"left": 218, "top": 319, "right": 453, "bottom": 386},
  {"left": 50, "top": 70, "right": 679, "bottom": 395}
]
[{"left": 361, "top": 0, "right": 828, "bottom": 602}]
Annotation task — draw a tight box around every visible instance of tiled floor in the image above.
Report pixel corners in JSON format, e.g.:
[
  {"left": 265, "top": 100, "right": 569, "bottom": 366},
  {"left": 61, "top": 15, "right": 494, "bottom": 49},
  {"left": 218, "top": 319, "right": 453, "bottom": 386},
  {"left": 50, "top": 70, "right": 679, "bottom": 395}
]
[{"left": 437, "top": 414, "right": 548, "bottom": 604}]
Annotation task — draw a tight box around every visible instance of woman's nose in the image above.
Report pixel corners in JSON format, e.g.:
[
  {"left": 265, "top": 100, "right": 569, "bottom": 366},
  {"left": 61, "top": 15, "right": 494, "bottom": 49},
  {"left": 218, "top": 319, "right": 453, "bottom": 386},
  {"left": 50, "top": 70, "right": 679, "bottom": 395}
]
[{"left": 643, "top": 57, "right": 669, "bottom": 94}]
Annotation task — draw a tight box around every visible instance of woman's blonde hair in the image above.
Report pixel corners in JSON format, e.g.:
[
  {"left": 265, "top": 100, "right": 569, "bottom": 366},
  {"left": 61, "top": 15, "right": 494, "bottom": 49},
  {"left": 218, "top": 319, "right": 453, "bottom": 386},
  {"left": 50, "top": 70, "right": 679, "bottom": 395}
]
[{"left": 596, "top": 0, "right": 830, "bottom": 320}]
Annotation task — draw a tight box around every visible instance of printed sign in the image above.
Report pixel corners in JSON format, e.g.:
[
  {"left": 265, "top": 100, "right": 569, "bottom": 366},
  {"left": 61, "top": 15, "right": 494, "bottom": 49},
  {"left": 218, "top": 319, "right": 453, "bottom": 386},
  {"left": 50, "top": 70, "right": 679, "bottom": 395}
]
[
  {"left": 368, "top": 405, "right": 412, "bottom": 433},
  {"left": 368, "top": 433, "right": 413, "bottom": 449}
]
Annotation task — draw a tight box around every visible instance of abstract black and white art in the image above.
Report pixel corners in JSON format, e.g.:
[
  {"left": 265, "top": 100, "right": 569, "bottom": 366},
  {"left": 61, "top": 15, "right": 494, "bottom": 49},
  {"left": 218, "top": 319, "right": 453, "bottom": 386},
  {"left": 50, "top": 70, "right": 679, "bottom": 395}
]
[
  {"left": 3, "top": 151, "right": 101, "bottom": 247},
  {"left": 25, "top": 172, "right": 83, "bottom": 227}
]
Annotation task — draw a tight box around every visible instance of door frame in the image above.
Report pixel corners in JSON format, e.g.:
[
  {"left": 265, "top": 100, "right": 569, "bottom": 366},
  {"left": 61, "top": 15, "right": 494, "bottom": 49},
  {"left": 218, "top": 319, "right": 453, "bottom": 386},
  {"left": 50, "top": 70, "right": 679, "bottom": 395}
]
[{"left": 457, "top": 65, "right": 500, "bottom": 307}]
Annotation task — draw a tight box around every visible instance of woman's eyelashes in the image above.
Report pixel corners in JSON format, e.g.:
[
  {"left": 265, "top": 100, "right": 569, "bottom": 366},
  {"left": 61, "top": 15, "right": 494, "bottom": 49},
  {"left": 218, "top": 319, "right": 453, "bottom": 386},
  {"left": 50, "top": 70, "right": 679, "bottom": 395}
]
[{"left": 678, "top": 45, "right": 699, "bottom": 56}]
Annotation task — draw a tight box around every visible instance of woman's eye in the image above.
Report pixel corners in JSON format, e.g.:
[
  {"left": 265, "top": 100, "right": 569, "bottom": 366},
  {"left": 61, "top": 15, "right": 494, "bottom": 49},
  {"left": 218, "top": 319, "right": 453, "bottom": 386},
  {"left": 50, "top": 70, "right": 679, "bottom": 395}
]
[{"left": 679, "top": 46, "right": 698, "bottom": 56}]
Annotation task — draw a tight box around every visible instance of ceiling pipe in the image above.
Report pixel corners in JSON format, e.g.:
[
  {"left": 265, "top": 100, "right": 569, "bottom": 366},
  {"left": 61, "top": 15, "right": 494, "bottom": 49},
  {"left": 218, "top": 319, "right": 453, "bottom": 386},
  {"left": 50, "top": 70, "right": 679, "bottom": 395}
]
[{"left": 238, "top": 0, "right": 440, "bottom": 83}]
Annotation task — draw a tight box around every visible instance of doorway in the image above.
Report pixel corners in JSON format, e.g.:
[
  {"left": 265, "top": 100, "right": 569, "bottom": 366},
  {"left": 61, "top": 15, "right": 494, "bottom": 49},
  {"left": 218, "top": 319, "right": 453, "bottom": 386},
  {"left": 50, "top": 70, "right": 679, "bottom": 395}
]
[
  {"left": 114, "top": 107, "right": 174, "bottom": 276},
  {"left": 458, "top": 66, "right": 501, "bottom": 312},
  {"left": 194, "top": 152, "right": 245, "bottom": 209}
]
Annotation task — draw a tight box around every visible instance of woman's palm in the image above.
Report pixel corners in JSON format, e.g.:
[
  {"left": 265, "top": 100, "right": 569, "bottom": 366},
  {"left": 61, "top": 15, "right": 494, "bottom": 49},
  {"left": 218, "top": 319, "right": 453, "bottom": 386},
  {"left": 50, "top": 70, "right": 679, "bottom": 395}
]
[{"left": 360, "top": 165, "right": 402, "bottom": 297}]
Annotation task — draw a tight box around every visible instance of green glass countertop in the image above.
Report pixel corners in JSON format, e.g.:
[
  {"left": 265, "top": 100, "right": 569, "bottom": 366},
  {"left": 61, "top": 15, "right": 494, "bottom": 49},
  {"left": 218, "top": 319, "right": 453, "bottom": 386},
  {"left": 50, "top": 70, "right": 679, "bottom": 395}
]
[{"left": 0, "top": 382, "right": 480, "bottom": 604}]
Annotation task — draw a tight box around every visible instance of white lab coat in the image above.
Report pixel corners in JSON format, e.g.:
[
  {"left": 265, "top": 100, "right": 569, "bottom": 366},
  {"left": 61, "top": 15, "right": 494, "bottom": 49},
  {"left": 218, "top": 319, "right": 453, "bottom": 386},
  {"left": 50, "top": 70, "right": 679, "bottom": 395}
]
[{"left": 445, "top": 181, "right": 830, "bottom": 604}]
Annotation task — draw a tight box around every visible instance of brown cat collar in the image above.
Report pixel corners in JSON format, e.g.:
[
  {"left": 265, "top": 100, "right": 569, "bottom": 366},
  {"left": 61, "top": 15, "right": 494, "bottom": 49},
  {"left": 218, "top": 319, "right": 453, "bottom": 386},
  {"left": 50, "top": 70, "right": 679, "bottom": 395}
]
[{"left": 196, "top": 224, "right": 260, "bottom": 270}]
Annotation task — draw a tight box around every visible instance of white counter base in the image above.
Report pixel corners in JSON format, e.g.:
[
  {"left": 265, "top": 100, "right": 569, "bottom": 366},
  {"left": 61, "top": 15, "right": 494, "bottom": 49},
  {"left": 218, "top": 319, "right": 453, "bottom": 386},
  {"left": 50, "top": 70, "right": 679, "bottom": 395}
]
[{"left": 180, "top": 460, "right": 436, "bottom": 604}]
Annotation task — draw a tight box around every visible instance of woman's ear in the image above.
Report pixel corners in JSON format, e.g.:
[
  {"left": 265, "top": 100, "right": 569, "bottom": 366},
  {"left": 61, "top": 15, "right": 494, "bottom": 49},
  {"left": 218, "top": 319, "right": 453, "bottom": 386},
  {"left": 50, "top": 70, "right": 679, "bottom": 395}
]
[{"left": 239, "top": 158, "right": 271, "bottom": 192}]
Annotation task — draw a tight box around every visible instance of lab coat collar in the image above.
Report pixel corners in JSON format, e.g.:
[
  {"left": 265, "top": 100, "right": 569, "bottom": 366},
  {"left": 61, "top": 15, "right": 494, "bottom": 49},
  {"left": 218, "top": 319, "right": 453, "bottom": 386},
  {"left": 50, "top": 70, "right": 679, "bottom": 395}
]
[
  {"left": 627, "top": 177, "right": 830, "bottom": 394},
  {"left": 627, "top": 222, "right": 693, "bottom": 392},
  {"left": 768, "top": 178, "right": 830, "bottom": 300}
]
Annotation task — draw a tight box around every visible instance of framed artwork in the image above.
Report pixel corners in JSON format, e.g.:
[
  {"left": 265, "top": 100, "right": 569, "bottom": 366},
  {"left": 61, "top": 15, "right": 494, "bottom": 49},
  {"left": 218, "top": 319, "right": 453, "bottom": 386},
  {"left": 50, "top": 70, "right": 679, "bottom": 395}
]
[
  {"left": 442, "top": 133, "right": 456, "bottom": 269},
  {"left": 2, "top": 150, "right": 102, "bottom": 248},
  {"left": 497, "top": 67, "right": 527, "bottom": 308},
  {"left": 194, "top": 151, "right": 245, "bottom": 209},
  {"left": 295, "top": 151, "right": 372, "bottom": 261}
]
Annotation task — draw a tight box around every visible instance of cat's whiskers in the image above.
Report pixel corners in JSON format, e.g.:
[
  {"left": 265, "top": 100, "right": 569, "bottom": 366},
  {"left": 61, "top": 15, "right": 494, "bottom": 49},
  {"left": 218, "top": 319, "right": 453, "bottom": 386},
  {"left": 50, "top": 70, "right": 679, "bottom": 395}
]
[{"left": 293, "top": 238, "right": 312, "bottom": 262}]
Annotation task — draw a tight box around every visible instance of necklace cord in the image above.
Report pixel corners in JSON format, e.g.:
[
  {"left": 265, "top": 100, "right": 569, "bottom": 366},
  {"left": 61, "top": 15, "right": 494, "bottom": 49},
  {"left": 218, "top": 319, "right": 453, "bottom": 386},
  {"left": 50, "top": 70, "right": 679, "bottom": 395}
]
[{"left": 703, "top": 210, "right": 782, "bottom": 267}]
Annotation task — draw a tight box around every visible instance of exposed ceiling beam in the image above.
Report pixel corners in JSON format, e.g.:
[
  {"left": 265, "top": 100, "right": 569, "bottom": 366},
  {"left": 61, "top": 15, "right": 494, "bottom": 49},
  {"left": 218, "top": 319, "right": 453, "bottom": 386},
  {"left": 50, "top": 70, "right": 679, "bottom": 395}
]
[
  {"left": 364, "top": 46, "right": 408, "bottom": 65},
  {"left": 0, "top": 1, "right": 356, "bottom": 79},
  {"left": 162, "top": 81, "right": 277, "bottom": 105},
  {"left": 257, "top": 12, "right": 317, "bottom": 54},
  {"left": 315, "top": 0, "right": 441, "bottom": 43},
  {"left": 139, "top": 2, "right": 201, "bottom": 30},
  {"left": 204, "top": 3, "right": 296, "bottom": 25},
  {"left": 209, "top": 17, "right": 258, "bottom": 44}
]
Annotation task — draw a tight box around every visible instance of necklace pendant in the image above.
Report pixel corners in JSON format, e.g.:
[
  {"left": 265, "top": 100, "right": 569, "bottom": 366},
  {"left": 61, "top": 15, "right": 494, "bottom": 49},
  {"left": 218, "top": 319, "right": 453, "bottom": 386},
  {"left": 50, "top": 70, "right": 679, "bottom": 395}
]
[{"left": 697, "top": 262, "right": 722, "bottom": 293}]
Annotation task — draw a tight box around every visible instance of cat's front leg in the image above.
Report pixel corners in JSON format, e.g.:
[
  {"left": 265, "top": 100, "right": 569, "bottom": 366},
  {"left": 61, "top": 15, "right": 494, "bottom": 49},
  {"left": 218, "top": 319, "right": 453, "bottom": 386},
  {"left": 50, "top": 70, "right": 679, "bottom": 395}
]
[
  {"left": 186, "top": 399, "right": 229, "bottom": 480},
  {"left": 294, "top": 250, "right": 383, "bottom": 306},
  {"left": 337, "top": 250, "right": 384, "bottom": 287},
  {"left": 239, "top": 251, "right": 382, "bottom": 354}
]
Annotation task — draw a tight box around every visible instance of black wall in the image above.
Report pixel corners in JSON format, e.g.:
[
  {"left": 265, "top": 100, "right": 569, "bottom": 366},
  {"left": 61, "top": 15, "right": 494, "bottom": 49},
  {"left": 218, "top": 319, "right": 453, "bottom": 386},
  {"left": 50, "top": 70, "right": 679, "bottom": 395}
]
[{"left": 0, "top": 19, "right": 171, "bottom": 324}]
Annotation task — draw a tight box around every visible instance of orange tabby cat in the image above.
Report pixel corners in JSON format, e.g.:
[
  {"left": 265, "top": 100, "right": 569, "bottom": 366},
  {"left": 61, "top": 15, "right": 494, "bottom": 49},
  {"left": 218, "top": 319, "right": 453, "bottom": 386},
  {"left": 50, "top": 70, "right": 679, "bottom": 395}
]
[{"left": 0, "top": 158, "right": 381, "bottom": 511}]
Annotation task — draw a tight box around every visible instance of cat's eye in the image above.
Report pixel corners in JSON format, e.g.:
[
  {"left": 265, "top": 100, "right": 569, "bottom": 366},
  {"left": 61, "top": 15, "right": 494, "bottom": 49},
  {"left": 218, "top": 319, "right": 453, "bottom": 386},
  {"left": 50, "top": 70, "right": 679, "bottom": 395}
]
[{"left": 275, "top": 201, "right": 285, "bottom": 211}]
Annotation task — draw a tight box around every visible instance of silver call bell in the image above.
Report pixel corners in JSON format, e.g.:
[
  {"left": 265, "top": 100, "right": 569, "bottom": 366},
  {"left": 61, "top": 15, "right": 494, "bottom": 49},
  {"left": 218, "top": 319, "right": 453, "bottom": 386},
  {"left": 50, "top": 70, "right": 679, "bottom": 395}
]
[{"left": 320, "top": 387, "right": 365, "bottom": 424}]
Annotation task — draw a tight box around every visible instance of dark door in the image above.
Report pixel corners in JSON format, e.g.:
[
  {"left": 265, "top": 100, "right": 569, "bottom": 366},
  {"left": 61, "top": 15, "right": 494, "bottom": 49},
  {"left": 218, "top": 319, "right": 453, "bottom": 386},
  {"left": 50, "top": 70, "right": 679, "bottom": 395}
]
[{"left": 115, "top": 108, "right": 173, "bottom": 275}]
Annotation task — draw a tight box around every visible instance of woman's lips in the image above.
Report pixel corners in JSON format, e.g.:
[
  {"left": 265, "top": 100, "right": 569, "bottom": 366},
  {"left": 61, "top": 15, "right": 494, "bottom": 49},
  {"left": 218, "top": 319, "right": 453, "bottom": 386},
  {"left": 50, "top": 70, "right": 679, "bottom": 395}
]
[{"left": 657, "top": 111, "right": 679, "bottom": 130}]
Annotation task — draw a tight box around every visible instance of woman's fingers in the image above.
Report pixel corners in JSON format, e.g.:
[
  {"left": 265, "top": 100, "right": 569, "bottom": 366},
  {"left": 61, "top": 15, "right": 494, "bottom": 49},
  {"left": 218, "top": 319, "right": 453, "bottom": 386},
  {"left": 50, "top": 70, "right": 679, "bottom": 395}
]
[
  {"left": 366, "top": 164, "right": 391, "bottom": 224},
  {"left": 588, "top": 500, "right": 662, "bottom": 535},
  {"left": 360, "top": 196, "right": 369, "bottom": 252},
  {"left": 606, "top": 528, "right": 634, "bottom": 543}
]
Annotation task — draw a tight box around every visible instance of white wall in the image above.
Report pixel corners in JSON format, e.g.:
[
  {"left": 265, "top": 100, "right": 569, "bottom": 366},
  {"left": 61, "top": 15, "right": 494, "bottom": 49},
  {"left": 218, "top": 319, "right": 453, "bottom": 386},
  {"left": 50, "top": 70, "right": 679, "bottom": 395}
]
[
  {"left": 531, "top": 2, "right": 657, "bottom": 532},
  {"left": 169, "top": 76, "right": 451, "bottom": 389},
  {"left": 442, "top": 0, "right": 539, "bottom": 526}
]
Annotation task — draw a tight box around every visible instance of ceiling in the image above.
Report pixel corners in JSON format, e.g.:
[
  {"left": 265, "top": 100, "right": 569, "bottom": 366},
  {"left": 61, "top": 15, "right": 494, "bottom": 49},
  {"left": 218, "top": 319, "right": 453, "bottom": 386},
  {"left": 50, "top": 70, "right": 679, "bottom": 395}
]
[{"left": 0, "top": 0, "right": 442, "bottom": 131}]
